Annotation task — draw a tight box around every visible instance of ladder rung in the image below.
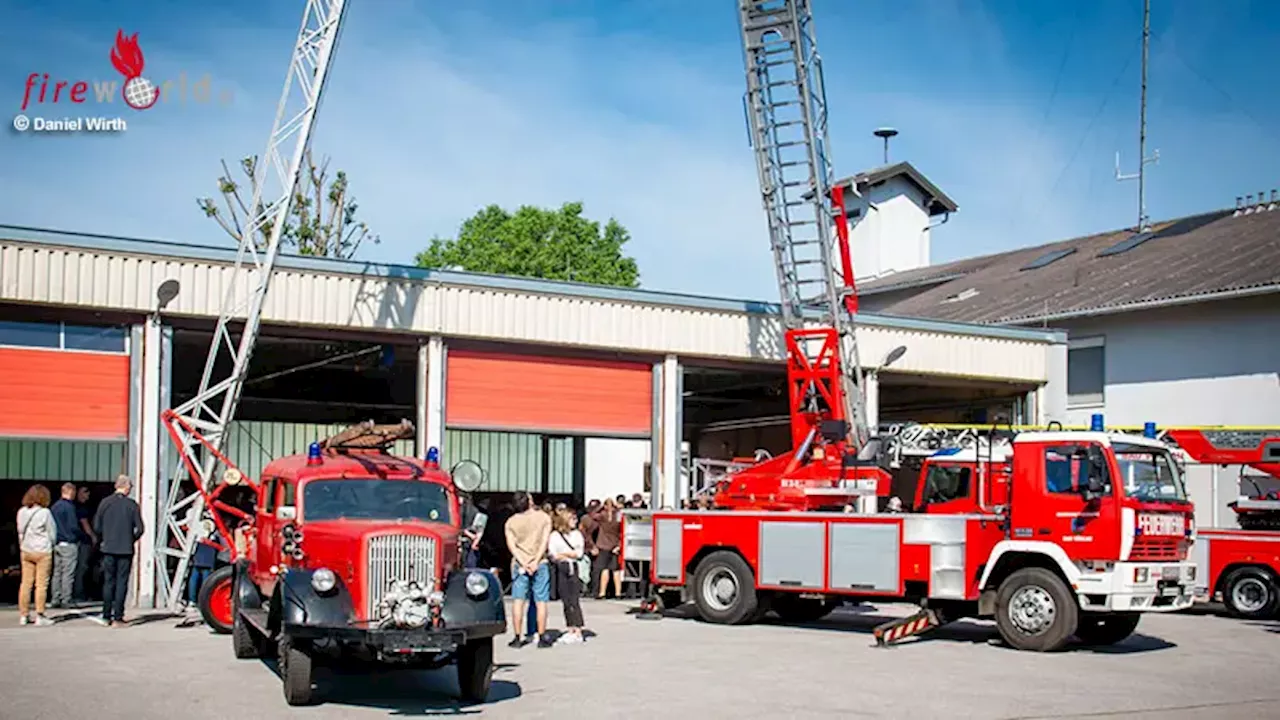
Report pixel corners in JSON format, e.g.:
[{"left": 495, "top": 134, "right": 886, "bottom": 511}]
[{"left": 766, "top": 79, "right": 797, "bottom": 89}]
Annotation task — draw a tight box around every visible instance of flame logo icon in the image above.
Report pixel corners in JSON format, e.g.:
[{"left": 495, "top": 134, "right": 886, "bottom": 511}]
[{"left": 110, "top": 30, "right": 160, "bottom": 110}]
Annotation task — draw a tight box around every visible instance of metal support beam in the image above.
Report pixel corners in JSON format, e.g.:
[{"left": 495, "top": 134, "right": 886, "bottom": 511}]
[
  {"left": 859, "top": 372, "right": 880, "bottom": 513},
  {"left": 135, "top": 314, "right": 165, "bottom": 608},
  {"left": 649, "top": 361, "right": 663, "bottom": 510},
  {"left": 424, "top": 336, "right": 446, "bottom": 454},
  {"left": 659, "top": 355, "right": 682, "bottom": 509}
]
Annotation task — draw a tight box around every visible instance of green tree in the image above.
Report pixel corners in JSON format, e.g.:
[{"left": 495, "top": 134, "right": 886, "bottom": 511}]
[
  {"left": 415, "top": 202, "right": 640, "bottom": 288},
  {"left": 197, "top": 149, "right": 379, "bottom": 259}
]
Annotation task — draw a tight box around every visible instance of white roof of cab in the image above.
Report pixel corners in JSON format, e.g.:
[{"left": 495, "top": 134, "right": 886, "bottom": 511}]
[{"left": 1013, "top": 431, "right": 1169, "bottom": 450}]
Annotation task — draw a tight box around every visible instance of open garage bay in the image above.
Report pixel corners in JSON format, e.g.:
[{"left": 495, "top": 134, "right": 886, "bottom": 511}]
[{"left": 1, "top": 601, "right": 1275, "bottom": 719}]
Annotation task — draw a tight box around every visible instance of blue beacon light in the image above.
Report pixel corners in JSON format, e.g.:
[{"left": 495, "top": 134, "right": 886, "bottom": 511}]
[
  {"left": 1090, "top": 413, "right": 1104, "bottom": 432},
  {"left": 307, "top": 441, "right": 323, "bottom": 466},
  {"left": 425, "top": 446, "right": 440, "bottom": 469}
]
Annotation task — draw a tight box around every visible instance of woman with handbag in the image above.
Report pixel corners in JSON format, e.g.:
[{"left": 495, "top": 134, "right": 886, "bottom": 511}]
[
  {"left": 16, "top": 484, "right": 57, "bottom": 626},
  {"left": 547, "top": 507, "right": 588, "bottom": 644}
]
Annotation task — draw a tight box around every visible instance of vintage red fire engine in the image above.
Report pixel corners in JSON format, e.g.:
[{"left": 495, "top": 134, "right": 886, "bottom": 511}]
[
  {"left": 630, "top": 409, "right": 1197, "bottom": 653},
  {"left": 179, "top": 419, "right": 505, "bottom": 706}
]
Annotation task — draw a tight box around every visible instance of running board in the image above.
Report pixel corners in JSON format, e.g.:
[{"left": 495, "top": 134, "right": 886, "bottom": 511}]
[{"left": 872, "top": 609, "right": 941, "bottom": 647}]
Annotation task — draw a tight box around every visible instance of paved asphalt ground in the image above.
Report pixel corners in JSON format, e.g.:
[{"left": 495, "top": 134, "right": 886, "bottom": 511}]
[{"left": 1, "top": 599, "right": 1277, "bottom": 719}]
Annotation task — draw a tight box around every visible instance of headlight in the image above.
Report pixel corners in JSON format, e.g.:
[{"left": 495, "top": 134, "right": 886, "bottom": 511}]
[
  {"left": 464, "top": 571, "right": 490, "bottom": 597},
  {"left": 1133, "top": 567, "right": 1149, "bottom": 584},
  {"left": 311, "top": 567, "right": 337, "bottom": 593}
]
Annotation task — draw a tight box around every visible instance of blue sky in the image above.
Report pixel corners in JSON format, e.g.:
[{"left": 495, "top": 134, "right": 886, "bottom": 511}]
[{"left": 2, "top": 0, "right": 1277, "bottom": 300}]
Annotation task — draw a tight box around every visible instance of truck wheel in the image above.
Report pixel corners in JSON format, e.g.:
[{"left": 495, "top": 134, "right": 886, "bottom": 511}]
[
  {"left": 1222, "top": 567, "right": 1280, "bottom": 620},
  {"left": 456, "top": 637, "right": 494, "bottom": 703},
  {"left": 232, "top": 603, "right": 268, "bottom": 659},
  {"left": 1075, "top": 612, "right": 1140, "bottom": 646},
  {"left": 772, "top": 595, "right": 836, "bottom": 623},
  {"left": 280, "top": 638, "right": 315, "bottom": 706},
  {"left": 994, "top": 567, "right": 1078, "bottom": 652},
  {"left": 691, "top": 551, "right": 759, "bottom": 625},
  {"left": 197, "top": 565, "right": 235, "bottom": 635}
]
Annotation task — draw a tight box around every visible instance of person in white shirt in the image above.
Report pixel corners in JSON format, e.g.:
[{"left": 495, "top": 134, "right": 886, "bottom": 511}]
[
  {"left": 548, "top": 507, "right": 587, "bottom": 644},
  {"left": 15, "top": 484, "right": 57, "bottom": 626}
]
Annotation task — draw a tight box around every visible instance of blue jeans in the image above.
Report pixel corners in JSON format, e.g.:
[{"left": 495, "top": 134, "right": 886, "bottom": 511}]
[
  {"left": 188, "top": 567, "right": 211, "bottom": 604},
  {"left": 511, "top": 561, "right": 550, "bottom": 603}
]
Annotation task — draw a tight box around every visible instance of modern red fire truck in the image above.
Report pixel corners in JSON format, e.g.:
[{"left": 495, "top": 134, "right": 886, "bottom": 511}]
[
  {"left": 623, "top": 0, "right": 1195, "bottom": 653},
  {"left": 1166, "top": 428, "right": 1280, "bottom": 620}
]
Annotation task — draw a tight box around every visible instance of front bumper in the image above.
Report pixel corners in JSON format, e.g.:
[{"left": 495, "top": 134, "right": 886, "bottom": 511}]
[
  {"left": 1073, "top": 561, "right": 1196, "bottom": 613},
  {"left": 283, "top": 620, "right": 506, "bottom": 654}
]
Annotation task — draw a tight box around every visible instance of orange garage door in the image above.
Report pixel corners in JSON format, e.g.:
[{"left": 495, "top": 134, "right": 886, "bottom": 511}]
[
  {"left": 0, "top": 348, "right": 130, "bottom": 441},
  {"left": 446, "top": 350, "right": 652, "bottom": 436}
]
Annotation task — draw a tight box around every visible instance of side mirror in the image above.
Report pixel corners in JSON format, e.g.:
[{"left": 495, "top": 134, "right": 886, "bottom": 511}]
[
  {"left": 276, "top": 506, "right": 297, "bottom": 521},
  {"left": 451, "top": 459, "right": 486, "bottom": 493},
  {"left": 1083, "top": 446, "right": 1106, "bottom": 496}
]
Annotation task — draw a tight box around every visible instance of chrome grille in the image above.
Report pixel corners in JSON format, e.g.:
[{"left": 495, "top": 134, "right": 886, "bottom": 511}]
[{"left": 366, "top": 534, "right": 437, "bottom": 621}]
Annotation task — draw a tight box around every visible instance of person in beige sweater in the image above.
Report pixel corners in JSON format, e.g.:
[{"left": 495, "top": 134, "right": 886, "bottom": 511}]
[{"left": 505, "top": 491, "right": 552, "bottom": 648}]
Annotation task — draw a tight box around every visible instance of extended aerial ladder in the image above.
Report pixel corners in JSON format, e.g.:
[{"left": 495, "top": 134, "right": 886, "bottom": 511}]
[
  {"left": 737, "top": 0, "right": 870, "bottom": 453},
  {"left": 152, "top": 0, "right": 349, "bottom": 611}
]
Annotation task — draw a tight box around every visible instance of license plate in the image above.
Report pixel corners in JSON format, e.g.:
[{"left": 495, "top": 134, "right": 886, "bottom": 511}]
[{"left": 1160, "top": 586, "right": 1180, "bottom": 598}]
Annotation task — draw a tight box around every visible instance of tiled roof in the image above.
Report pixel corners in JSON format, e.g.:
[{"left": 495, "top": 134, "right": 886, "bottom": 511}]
[{"left": 859, "top": 204, "right": 1280, "bottom": 325}]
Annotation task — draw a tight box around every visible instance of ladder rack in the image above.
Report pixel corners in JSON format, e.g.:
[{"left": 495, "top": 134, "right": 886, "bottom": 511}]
[{"left": 737, "top": 0, "right": 869, "bottom": 448}]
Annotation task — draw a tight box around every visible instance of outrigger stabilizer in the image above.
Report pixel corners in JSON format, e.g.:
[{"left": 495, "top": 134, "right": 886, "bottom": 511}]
[{"left": 871, "top": 608, "right": 942, "bottom": 648}]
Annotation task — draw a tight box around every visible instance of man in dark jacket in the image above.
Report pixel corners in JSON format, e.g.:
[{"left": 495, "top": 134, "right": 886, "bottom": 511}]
[{"left": 93, "top": 474, "right": 144, "bottom": 627}]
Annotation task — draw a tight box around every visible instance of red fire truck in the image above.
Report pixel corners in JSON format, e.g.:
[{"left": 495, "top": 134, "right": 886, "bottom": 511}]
[
  {"left": 631, "top": 422, "right": 1196, "bottom": 653},
  {"left": 176, "top": 418, "right": 505, "bottom": 706},
  {"left": 1166, "top": 428, "right": 1280, "bottom": 620}
]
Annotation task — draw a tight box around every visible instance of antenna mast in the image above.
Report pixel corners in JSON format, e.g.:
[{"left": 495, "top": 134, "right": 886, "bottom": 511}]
[{"left": 1115, "top": 0, "right": 1158, "bottom": 232}]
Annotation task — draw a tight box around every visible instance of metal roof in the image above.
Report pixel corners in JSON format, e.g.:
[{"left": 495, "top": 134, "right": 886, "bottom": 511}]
[
  {"left": 0, "top": 224, "right": 1064, "bottom": 344},
  {"left": 858, "top": 205, "right": 1280, "bottom": 325}
]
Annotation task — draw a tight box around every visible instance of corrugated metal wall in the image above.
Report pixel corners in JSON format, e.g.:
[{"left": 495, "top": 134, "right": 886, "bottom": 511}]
[
  {"left": 0, "top": 439, "right": 127, "bottom": 482},
  {"left": 219, "top": 422, "right": 572, "bottom": 495},
  {"left": 442, "top": 429, "right": 573, "bottom": 495},
  {"left": 1, "top": 239, "right": 1057, "bottom": 382},
  {"left": 223, "top": 421, "right": 415, "bottom": 482}
]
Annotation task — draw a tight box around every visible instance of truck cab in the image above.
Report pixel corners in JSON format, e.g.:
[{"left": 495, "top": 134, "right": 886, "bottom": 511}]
[{"left": 195, "top": 424, "right": 505, "bottom": 707}]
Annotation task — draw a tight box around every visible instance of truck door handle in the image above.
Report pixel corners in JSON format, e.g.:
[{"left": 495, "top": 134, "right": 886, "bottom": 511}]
[{"left": 1038, "top": 528, "right": 1051, "bottom": 535}]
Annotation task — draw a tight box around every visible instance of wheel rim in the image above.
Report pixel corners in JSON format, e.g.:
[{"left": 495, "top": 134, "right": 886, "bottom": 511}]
[
  {"left": 208, "top": 575, "right": 234, "bottom": 628},
  {"left": 701, "top": 567, "right": 739, "bottom": 611},
  {"left": 1232, "top": 577, "right": 1270, "bottom": 613},
  {"left": 1009, "top": 585, "right": 1057, "bottom": 636}
]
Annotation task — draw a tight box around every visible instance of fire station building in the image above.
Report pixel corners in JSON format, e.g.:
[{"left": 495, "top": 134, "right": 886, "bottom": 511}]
[{"left": 0, "top": 224, "right": 1067, "bottom": 606}]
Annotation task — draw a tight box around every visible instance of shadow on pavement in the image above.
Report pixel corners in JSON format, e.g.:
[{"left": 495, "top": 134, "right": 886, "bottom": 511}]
[
  {"left": 257, "top": 658, "right": 522, "bottom": 715},
  {"left": 651, "top": 602, "right": 1177, "bottom": 653}
]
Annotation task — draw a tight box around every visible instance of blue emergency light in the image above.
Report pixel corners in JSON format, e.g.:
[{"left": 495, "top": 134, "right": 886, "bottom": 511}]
[
  {"left": 307, "top": 441, "right": 323, "bottom": 466},
  {"left": 425, "top": 446, "right": 440, "bottom": 468},
  {"left": 1090, "top": 413, "right": 1104, "bottom": 432},
  {"left": 1143, "top": 421, "right": 1157, "bottom": 438}
]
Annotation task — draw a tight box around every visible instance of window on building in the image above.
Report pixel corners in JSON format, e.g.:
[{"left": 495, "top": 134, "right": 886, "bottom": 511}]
[
  {"left": 0, "top": 320, "right": 61, "bottom": 348},
  {"left": 0, "top": 319, "right": 127, "bottom": 353},
  {"left": 1067, "top": 337, "right": 1104, "bottom": 406},
  {"left": 63, "top": 324, "right": 128, "bottom": 352}
]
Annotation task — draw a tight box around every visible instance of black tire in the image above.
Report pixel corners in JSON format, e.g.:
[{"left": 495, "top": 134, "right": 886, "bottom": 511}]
[
  {"left": 1075, "top": 612, "right": 1141, "bottom": 646},
  {"left": 456, "top": 637, "right": 494, "bottom": 703},
  {"left": 1222, "top": 567, "right": 1280, "bottom": 620},
  {"left": 994, "top": 567, "right": 1078, "bottom": 652},
  {"left": 771, "top": 595, "right": 836, "bottom": 623},
  {"left": 232, "top": 606, "right": 263, "bottom": 659},
  {"left": 280, "top": 637, "right": 315, "bottom": 706},
  {"left": 691, "top": 551, "right": 759, "bottom": 625},
  {"left": 197, "top": 565, "right": 235, "bottom": 635}
]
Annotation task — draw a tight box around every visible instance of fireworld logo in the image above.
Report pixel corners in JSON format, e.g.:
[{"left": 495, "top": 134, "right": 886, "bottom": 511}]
[{"left": 19, "top": 29, "right": 234, "bottom": 112}]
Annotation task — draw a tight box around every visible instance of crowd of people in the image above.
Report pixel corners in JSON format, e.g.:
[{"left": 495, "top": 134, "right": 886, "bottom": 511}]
[
  {"left": 13, "top": 475, "right": 144, "bottom": 627},
  {"left": 498, "top": 491, "right": 648, "bottom": 648}
]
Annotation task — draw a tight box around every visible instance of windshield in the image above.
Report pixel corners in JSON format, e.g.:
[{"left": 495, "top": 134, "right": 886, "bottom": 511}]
[
  {"left": 302, "top": 479, "right": 454, "bottom": 523},
  {"left": 1112, "top": 443, "right": 1187, "bottom": 503}
]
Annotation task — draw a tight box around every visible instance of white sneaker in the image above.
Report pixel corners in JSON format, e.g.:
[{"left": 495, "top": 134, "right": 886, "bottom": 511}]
[
  {"left": 18, "top": 615, "right": 29, "bottom": 626},
  {"left": 33, "top": 615, "right": 52, "bottom": 626}
]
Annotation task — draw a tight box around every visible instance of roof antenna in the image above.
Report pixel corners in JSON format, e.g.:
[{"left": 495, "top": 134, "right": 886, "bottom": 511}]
[
  {"left": 874, "top": 127, "right": 899, "bottom": 165},
  {"left": 1114, "top": 0, "right": 1159, "bottom": 233}
]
